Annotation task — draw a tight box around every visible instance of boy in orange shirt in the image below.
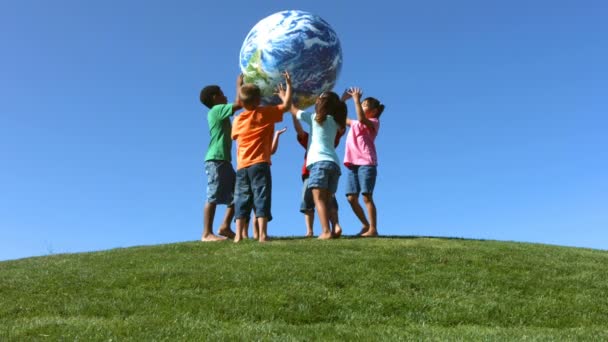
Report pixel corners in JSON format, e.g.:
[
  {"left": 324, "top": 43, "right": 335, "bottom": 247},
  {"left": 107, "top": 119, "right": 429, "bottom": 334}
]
[{"left": 231, "top": 72, "right": 292, "bottom": 242}]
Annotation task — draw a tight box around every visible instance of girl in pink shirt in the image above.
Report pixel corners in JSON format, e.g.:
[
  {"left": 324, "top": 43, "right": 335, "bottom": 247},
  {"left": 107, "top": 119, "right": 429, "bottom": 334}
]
[{"left": 342, "top": 87, "right": 385, "bottom": 237}]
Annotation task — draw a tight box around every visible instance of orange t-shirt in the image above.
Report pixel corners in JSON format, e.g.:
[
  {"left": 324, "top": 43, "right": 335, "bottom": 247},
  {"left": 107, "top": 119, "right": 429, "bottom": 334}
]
[{"left": 231, "top": 105, "right": 284, "bottom": 170}]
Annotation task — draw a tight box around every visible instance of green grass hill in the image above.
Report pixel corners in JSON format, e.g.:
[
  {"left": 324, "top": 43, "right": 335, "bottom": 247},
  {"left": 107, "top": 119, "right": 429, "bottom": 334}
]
[{"left": 1, "top": 237, "right": 607, "bottom": 340}]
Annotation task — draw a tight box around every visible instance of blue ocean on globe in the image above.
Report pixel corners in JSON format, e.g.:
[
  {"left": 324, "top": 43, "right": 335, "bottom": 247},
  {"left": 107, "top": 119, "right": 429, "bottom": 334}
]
[{"left": 239, "top": 10, "right": 342, "bottom": 109}]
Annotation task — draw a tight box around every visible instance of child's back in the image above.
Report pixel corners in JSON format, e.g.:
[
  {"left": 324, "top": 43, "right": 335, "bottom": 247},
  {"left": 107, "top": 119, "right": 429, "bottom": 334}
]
[{"left": 232, "top": 106, "right": 284, "bottom": 170}]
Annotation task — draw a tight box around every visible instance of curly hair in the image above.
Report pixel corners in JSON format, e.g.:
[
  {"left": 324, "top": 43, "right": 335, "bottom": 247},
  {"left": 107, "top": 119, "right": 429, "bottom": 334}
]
[{"left": 199, "top": 85, "right": 221, "bottom": 109}]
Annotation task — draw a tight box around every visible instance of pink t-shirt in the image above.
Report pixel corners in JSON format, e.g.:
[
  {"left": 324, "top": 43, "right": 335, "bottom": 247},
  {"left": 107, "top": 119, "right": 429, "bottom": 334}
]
[{"left": 343, "top": 118, "right": 379, "bottom": 167}]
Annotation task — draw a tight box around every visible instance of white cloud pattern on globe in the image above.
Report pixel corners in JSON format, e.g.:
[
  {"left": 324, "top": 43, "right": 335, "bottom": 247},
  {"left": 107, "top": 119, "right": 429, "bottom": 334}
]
[{"left": 239, "top": 10, "right": 342, "bottom": 109}]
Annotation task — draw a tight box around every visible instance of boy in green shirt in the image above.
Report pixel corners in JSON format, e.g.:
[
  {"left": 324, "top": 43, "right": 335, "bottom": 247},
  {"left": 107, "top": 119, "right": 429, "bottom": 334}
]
[{"left": 199, "top": 75, "right": 243, "bottom": 241}]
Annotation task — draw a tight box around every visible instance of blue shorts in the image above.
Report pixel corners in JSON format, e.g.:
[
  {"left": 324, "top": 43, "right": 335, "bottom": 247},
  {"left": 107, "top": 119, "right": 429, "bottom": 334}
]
[
  {"left": 300, "top": 177, "right": 339, "bottom": 213},
  {"left": 234, "top": 162, "right": 272, "bottom": 221},
  {"left": 345, "top": 165, "right": 377, "bottom": 196},
  {"left": 205, "top": 160, "right": 235, "bottom": 205},
  {"left": 307, "top": 161, "right": 341, "bottom": 194}
]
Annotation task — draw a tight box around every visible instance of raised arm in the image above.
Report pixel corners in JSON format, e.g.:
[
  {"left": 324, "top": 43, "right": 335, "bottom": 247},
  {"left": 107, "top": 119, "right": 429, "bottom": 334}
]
[
  {"left": 290, "top": 110, "right": 306, "bottom": 137},
  {"left": 276, "top": 71, "right": 292, "bottom": 113},
  {"left": 341, "top": 88, "right": 352, "bottom": 102},
  {"left": 271, "top": 127, "right": 287, "bottom": 155},
  {"left": 232, "top": 74, "right": 244, "bottom": 113},
  {"left": 348, "top": 87, "right": 375, "bottom": 130}
]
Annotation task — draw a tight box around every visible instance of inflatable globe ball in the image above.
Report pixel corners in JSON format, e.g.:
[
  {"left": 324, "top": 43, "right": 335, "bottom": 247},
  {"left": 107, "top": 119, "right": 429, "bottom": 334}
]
[{"left": 239, "top": 10, "right": 343, "bottom": 109}]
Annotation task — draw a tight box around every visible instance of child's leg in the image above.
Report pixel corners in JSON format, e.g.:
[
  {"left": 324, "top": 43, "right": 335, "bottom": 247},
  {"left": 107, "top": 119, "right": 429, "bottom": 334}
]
[
  {"left": 256, "top": 216, "right": 269, "bottom": 242},
  {"left": 253, "top": 209, "right": 260, "bottom": 240},
  {"left": 202, "top": 202, "right": 226, "bottom": 241},
  {"left": 359, "top": 166, "right": 378, "bottom": 237},
  {"left": 202, "top": 161, "right": 229, "bottom": 241},
  {"left": 304, "top": 211, "right": 314, "bottom": 237},
  {"left": 301, "top": 179, "right": 315, "bottom": 237},
  {"left": 234, "top": 218, "right": 247, "bottom": 243},
  {"left": 218, "top": 204, "right": 235, "bottom": 238},
  {"left": 330, "top": 196, "right": 342, "bottom": 238},
  {"left": 345, "top": 165, "right": 369, "bottom": 235},
  {"left": 233, "top": 166, "right": 253, "bottom": 243},
  {"left": 309, "top": 161, "right": 340, "bottom": 240},
  {"left": 312, "top": 188, "right": 332, "bottom": 239},
  {"left": 361, "top": 194, "right": 377, "bottom": 236},
  {"left": 250, "top": 163, "right": 272, "bottom": 242},
  {"left": 347, "top": 194, "right": 370, "bottom": 234}
]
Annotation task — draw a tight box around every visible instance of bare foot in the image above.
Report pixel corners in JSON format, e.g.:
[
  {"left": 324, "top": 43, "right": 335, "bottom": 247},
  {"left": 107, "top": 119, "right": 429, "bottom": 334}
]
[
  {"left": 356, "top": 227, "right": 370, "bottom": 236},
  {"left": 201, "top": 234, "right": 227, "bottom": 242},
  {"left": 332, "top": 224, "right": 342, "bottom": 238},
  {"left": 305, "top": 230, "right": 314, "bottom": 238},
  {"left": 318, "top": 232, "right": 332, "bottom": 240},
  {"left": 361, "top": 229, "right": 378, "bottom": 237},
  {"left": 218, "top": 227, "right": 235, "bottom": 239},
  {"left": 258, "top": 236, "right": 270, "bottom": 243}
]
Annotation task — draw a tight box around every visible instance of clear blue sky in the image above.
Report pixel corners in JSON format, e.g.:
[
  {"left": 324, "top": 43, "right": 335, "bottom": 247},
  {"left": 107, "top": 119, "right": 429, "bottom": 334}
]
[{"left": 1, "top": 0, "right": 607, "bottom": 261}]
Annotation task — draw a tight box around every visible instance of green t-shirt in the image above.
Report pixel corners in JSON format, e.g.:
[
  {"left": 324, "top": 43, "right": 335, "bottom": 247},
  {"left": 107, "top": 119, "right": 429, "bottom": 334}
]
[{"left": 204, "top": 104, "right": 233, "bottom": 162}]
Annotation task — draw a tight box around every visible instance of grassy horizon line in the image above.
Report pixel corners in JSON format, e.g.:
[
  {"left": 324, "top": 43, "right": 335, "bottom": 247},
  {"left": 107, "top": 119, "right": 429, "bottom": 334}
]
[{"left": 1, "top": 237, "right": 607, "bottom": 340}]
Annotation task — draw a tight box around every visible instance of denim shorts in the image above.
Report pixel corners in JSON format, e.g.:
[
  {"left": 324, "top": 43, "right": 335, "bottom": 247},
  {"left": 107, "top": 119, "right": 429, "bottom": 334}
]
[
  {"left": 307, "top": 161, "right": 341, "bottom": 194},
  {"left": 234, "top": 162, "right": 272, "bottom": 221},
  {"left": 345, "top": 165, "right": 377, "bottom": 195},
  {"left": 205, "top": 160, "right": 235, "bottom": 205},
  {"left": 300, "top": 177, "right": 339, "bottom": 213}
]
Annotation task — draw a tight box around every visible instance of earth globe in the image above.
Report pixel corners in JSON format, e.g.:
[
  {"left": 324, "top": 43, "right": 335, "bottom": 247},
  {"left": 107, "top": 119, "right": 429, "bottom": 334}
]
[{"left": 239, "top": 10, "right": 342, "bottom": 109}]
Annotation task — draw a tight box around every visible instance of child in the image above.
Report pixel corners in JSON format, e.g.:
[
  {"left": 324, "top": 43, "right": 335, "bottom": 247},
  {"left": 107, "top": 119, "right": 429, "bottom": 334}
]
[
  {"left": 342, "top": 87, "right": 385, "bottom": 237},
  {"left": 290, "top": 92, "right": 347, "bottom": 240},
  {"left": 231, "top": 72, "right": 292, "bottom": 242},
  {"left": 199, "top": 74, "right": 243, "bottom": 242},
  {"left": 291, "top": 114, "right": 344, "bottom": 237}
]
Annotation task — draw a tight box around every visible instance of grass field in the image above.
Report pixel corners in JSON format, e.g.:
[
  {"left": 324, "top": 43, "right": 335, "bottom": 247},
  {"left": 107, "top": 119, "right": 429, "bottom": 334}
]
[{"left": 1, "top": 237, "right": 607, "bottom": 340}]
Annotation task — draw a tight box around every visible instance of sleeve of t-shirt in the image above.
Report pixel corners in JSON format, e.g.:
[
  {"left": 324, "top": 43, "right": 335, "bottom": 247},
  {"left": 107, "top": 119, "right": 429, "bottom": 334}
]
[
  {"left": 369, "top": 119, "right": 380, "bottom": 137},
  {"left": 212, "top": 103, "right": 233, "bottom": 121},
  {"left": 296, "top": 110, "right": 312, "bottom": 126},
  {"left": 353, "top": 120, "right": 378, "bottom": 135},
  {"left": 231, "top": 116, "right": 240, "bottom": 140}
]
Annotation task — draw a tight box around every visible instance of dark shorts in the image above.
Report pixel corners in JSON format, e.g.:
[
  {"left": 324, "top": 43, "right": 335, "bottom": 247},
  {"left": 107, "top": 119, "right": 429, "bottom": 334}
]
[
  {"left": 300, "top": 177, "right": 339, "bottom": 213},
  {"left": 345, "top": 165, "right": 377, "bottom": 196},
  {"left": 205, "top": 160, "right": 235, "bottom": 205},
  {"left": 307, "top": 161, "right": 341, "bottom": 194},
  {"left": 234, "top": 162, "right": 272, "bottom": 221}
]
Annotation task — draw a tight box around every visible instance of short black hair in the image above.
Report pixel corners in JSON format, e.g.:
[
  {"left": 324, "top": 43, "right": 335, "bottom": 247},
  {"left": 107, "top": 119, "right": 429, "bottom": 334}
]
[{"left": 200, "top": 85, "right": 221, "bottom": 109}]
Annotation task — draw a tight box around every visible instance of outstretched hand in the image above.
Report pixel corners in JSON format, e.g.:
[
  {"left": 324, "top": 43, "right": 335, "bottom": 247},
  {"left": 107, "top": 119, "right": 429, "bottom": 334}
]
[
  {"left": 275, "top": 71, "right": 292, "bottom": 101},
  {"left": 282, "top": 70, "right": 292, "bottom": 86},
  {"left": 276, "top": 127, "right": 287, "bottom": 135},
  {"left": 341, "top": 88, "right": 352, "bottom": 101},
  {"left": 347, "top": 87, "right": 363, "bottom": 102},
  {"left": 275, "top": 83, "right": 287, "bottom": 100}
]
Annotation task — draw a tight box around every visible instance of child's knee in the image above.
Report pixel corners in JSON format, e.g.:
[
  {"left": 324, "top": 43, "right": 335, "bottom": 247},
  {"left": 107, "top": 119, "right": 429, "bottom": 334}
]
[
  {"left": 347, "top": 194, "right": 358, "bottom": 204},
  {"left": 362, "top": 193, "right": 373, "bottom": 204}
]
